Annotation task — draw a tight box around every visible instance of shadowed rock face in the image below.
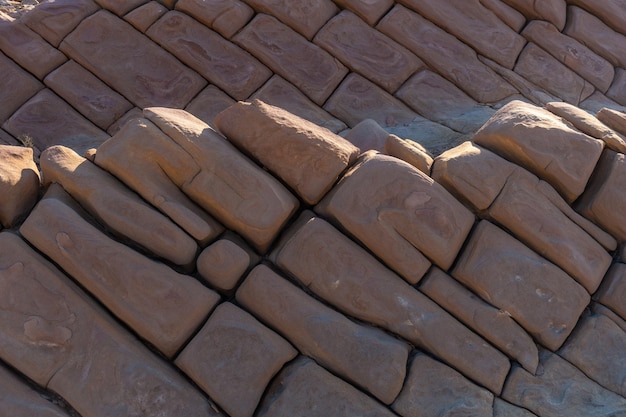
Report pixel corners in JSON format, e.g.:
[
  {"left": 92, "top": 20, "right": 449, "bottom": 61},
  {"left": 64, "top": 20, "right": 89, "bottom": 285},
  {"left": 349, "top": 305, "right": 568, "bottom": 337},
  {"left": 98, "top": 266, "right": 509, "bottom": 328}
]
[{"left": 1, "top": 1, "right": 626, "bottom": 416}]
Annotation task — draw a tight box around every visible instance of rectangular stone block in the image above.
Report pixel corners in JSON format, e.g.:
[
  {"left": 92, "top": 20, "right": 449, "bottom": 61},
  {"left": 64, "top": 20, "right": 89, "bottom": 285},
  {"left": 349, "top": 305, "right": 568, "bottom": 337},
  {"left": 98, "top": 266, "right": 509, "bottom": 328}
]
[
  {"left": 452, "top": 220, "right": 590, "bottom": 351},
  {"left": 124, "top": 1, "right": 167, "bottom": 32},
  {"left": 175, "top": 0, "right": 254, "bottom": 39},
  {"left": 568, "top": 0, "right": 626, "bottom": 36},
  {"left": 314, "top": 10, "right": 423, "bottom": 93},
  {"left": 479, "top": 0, "right": 526, "bottom": 31},
  {"left": 147, "top": 11, "right": 272, "bottom": 101},
  {"left": 594, "top": 263, "right": 626, "bottom": 321},
  {"left": 176, "top": 302, "right": 296, "bottom": 417},
  {"left": 317, "top": 152, "right": 475, "bottom": 282},
  {"left": 0, "top": 51, "right": 42, "bottom": 123},
  {"left": 332, "top": 0, "right": 393, "bottom": 25},
  {"left": 214, "top": 100, "right": 359, "bottom": 205},
  {"left": 233, "top": 14, "right": 348, "bottom": 105},
  {"left": 184, "top": 85, "right": 235, "bottom": 129},
  {"left": 60, "top": 10, "right": 207, "bottom": 108},
  {"left": 197, "top": 237, "right": 251, "bottom": 292},
  {"left": 237, "top": 264, "right": 410, "bottom": 404},
  {"left": 93, "top": 0, "right": 148, "bottom": 15},
  {"left": 0, "top": 232, "right": 220, "bottom": 417},
  {"left": 502, "top": 0, "right": 565, "bottom": 30},
  {"left": 271, "top": 214, "right": 510, "bottom": 394}
]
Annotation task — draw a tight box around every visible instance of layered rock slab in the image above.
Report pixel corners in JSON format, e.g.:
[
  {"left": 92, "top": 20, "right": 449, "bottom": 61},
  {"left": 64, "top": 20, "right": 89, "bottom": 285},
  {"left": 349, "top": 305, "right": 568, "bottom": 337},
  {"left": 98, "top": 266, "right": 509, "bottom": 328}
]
[
  {"left": 0, "top": 145, "right": 39, "bottom": 228},
  {"left": 594, "top": 263, "right": 626, "bottom": 321}
]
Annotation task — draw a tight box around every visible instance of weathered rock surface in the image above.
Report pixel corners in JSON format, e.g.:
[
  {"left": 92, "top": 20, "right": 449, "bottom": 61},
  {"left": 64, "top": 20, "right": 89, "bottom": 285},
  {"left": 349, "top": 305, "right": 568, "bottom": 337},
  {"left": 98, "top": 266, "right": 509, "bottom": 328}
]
[
  {"left": 502, "top": 0, "right": 566, "bottom": 30},
  {"left": 568, "top": 0, "right": 626, "bottom": 36},
  {"left": 594, "top": 263, "right": 626, "bottom": 321},
  {"left": 598, "top": 107, "right": 626, "bottom": 139},
  {"left": 0, "top": 50, "right": 42, "bottom": 122},
  {"left": 0, "top": 145, "right": 39, "bottom": 228},
  {"left": 124, "top": 1, "right": 167, "bottom": 32},
  {"left": 384, "top": 134, "right": 433, "bottom": 175},
  {"left": 493, "top": 398, "right": 539, "bottom": 417},
  {"left": 480, "top": 0, "right": 526, "bottom": 31},
  {"left": 332, "top": 0, "right": 393, "bottom": 25},
  {"left": 344, "top": 118, "right": 389, "bottom": 153},
  {"left": 184, "top": 85, "right": 236, "bottom": 128},
  {"left": 174, "top": 0, "right": 254, "bottom": 39},
  {"left": 93, "top": 0, "right": 147, "bottom": 16}
]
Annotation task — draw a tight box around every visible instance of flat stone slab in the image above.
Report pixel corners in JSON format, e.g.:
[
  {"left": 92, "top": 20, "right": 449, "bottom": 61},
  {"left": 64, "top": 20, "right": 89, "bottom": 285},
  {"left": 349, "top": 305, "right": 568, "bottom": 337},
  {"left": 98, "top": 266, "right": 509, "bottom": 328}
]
[
  {"left": 0, "top": 51, "right": 42, "bottom": 122},
  {"left": 0, "top": 145, "right": 39, "bottom": 228}
]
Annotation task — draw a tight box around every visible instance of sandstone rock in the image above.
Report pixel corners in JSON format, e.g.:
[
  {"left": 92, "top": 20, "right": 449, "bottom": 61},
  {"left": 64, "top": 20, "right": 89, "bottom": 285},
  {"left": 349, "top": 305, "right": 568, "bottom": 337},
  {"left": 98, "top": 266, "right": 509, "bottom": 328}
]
[
  {"left": 3, "top": 89, "right": 109, "bottom": 157},
  {"left": 214, "top": 100, "right": 359, "bottom": 205},
  {"left": 44, "top": 60, "right": 134, "bottom": 130},
  {"left": 0, "top": 146, "right": 39, "bottom": 228},
  {"left": 559, "top": 311, "right": 626, "bottom": 397},
  {"left": 92, "top": 0, "right": 147, "bottom": 15},
  {"left": 176, "top": 302, "right": 296, "bottom": 417},
  {"left": 392, "top": 353, "right": 494, "bottom": 417},
  {"left": 564, "top": 6, "right": 626, "bottom": 68},
  {"left": 147, "top": 11, "right": 272, "bottom": 101},
  {"left": 21, "top": 193, "right": 219, "bottom": 358},
  {"left": 396, "top": 70, "right": 495, "bottom": 133},
  {"left": 60, "top": 10, "right": 207, "bottom": 108},
  {"left": 577, "top": 150, "right": 626, "bottom": 242},
  {"left": 237, "top": 264, "right": 410, "bottom": 404},
  {"left": 234, "top": 14, "right": 347, "bottom": 105},
  {"left": 175, "top": 0, "right": 254, "bottom": 39},
  {"left": 493, "top": 398, "right": 538, "bottom": 417},
  {"left": 502, "top": 0, "right": 566, "bottom": 30},
  {"left": 522, "top": 21, "right": 613, "bottom": 93},
  {"left": 40, "top": 145, "right": 198, "bottom": 266},
  {"left": 377, "top": 5, "right": 518, "bottom": 103},
  {"left": 344, "top": 119, "right": 388, "bottom": 152},
  {"left": 0, "top": 232, "right": 220, "bottom": 417},
  {"left": 0, "top": 12, "right": 67, "bottom": 80},
  {"left": 332, "top": 0, "right": 392, "bottom": 25},
  {"left": 420, "top": 267, "right": 538, "bottom": 373},
  {"left": 452, "top": 220, "right": 590, "bottom": 351},
  {"left": 594, "top": 263, "right": 626, "bottom": 321},
  {"left": 547, "top": 102, "right": 626, "bottom": 153},
  {"left": 185, "top": 85, "right": 235, "bottom": 129},
  {"left": 317, "top": 152, "right": 474, "bottom": 280},
  {"left": 144, "top": 107, "right": 299, "bottom": 253},
  {"left": 580, "top": 91, "right": 626, "bottom": 115},
  {"left": 271, "top": 214, "right": 510, "bottom": 394},
  {"left": 314, "top": 10, "right": 423, "bottom": 93},
  {"left": 397, "top": 0, "right": 526, "bottom": 69},
  {"left": 568, "top": 0, "right": 626, "bottom": 36},
  {"left": 384, "top": 134, "right": 433, "bottom": 175},
  {"left": 243, "top": 0, "right": 338, "bottom": 39},
  {"left": 257, "top": 357, "right": 396, "bottom": 417},
  {"left": 502, "top": 350, "right": 626, "bottom": 417},
  {"left": 0, "top": 51, "right": 42, "bottom": 121},
  {"left": 607, "top": 68, "right": 626, "bottom": 107},
  {"left": 105, "top": 107, "right": 143, "bottom": 135},
  {"left": 597, "top": 107, "right": 626, "bottom": 139},
  {"left": 473, "top": 100, "right": 604, "bottom": 202},
  {"left": 197, "top": 238, "right": 251, "bottom": 292},
  {"left": 251, "top": 75, "right": 347, "bottom": 133},
  {"left": 124, "top": 1, "right": 167, "bottom": 32},
  {"left": 479, "top": 0, "right": 526, "bottom": 31}
]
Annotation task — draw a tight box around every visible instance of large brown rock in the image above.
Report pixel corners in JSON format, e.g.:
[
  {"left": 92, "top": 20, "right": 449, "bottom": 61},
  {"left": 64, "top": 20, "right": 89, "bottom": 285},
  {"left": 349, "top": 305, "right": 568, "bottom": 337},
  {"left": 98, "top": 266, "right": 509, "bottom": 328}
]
[
  {"left": 214, "top": 100, "right": 359, "bottom": 205},
  {"left": 144, "top": 107, "right": 299, "bottom": 252},
  {"left": 597, "top": 107, "right": 626, "bottom": 139},
  {"left": 502, "top": 0, "right": 566, "bottom": 30},
  {"left": 0, "top": 146, "right": 39, "bottom": 228},
  {"left": 392, "top": 353, "right": 494, "bottom": 417},
  {"left": 176, "top": 302, "right": 296, "bottom": 417},
  {"left": 452, "top": 220, "right": 590, "bottom": 351},
  {"left": 0, "top": 232, "right": 220, "bottom": 417},
  {"left": 271, "top": 214, "right": 510, "bottom": 394},
  {"left": 175, "top": 0, "right": 254, "bottom": 39},
  {"left": 473, "top": 100, "right": 604, "bottom": 202},
  {"left": 40, "top": 145, "right": 198, "bottom": 266},
  {"left": 233, "top": 14, "right": 348, "bottom": 105},
  {"left": 594, "top": 263, "right": 626, "bottom": 321},
  {"left": 60, "top": 10, "right": 207, "bottom": 108},
  {"left": 20, "top": 193, "right": 219, "bottom": 358},
  {"left": 237, "top": 264, "right": 410, "bottom": 404},
  {"left": 0, "top": 48, "right": 42, "bottom": 122},
  {"left": 317, "top": 152, "right": 474, "bottom": 281},
  {"left": 256, "top": 357, "right": 398, "bottom": 417}
]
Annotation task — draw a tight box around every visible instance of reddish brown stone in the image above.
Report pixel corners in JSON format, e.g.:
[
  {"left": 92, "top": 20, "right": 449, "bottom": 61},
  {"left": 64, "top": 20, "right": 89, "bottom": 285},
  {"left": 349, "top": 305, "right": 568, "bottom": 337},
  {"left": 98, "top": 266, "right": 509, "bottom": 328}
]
[
  {"left": 197, "top": 238, "right": 250, "bottom": 292},
  {"left": 502, "top": 0, "right": 566, "bottom": 30},
  {"left": 237, "top": 264, "right": 410, "bottom": 404},
  {"left": 473, "top": 100, "right": 604, "bottom": 203},
  {"left": 272, "top": 214, "right": 510, "bottom": 394},
  {"left": 384, "top": 134, "right": 433, "bottom": 175},
  {"left": 317, "top": 152, "right": 474, "bottom": 280},
  {"left": 214, "top": 100, "right": 359, "bottom": 205},
  {"left": 44, "top": 60, "right": 133, "bottom": 130},
  {"left": 124, "top": 1, "right": 167, "bottom": 32},
  {"left": 40, "top": 145, "right": 198, "bottom": 266},
  {"left": 147, "top": 11, "right": 271, "bottom": 101},
  {"left": 144, "top": 107, "right": 299, "bottom": 253},
  {"left": 233, "top": 14, "right": 348, "bottom": 105},
  {"left": 479, "top": 0, "right": 526, "bottom": 31},
  {"left": 60, "top": 10, "right": 207, "bottom": 108},
  {"left": 175, "top": 0, "right": 254, "bottom": 39},
  {"left": 392, "top": 353, "right": 494, "bottom": 417},
  {"left": 594, "top": 263, "right": 626, "bottom": 321},
  {"left": 333, "top": 0, "right": 393, "bottom": 25},
  {"left": 377, "top": 5, "right": 518, "bottom": 103},
  {"left": 93, "top": 0, "right": 148, "bottom": 15},
  {"left": 257, "top": 357, "right": 397, "bottom": 417},
  {"left": 314, "top": 10, "right": 423, "bottom": 93},
  {"left": 184, "top": 85, "right": 235, "bottom": 129},
  {"left": 2, "top": 89, "right": 110, "bottom": 156},
  {"left": 176, "top": 302, "right": 296, "bottom": 417},
  {"left": 568, "top": 0, "right": 626, "bottom": 36},
  {"left": 21, "top": 0, "right": 99, "bottom": 47},
  {"left": 0, "top": 146, "right": 39, "bottom": 228},
  {"left": 452, "top": 220, "right": 590, "bottom": 351}
]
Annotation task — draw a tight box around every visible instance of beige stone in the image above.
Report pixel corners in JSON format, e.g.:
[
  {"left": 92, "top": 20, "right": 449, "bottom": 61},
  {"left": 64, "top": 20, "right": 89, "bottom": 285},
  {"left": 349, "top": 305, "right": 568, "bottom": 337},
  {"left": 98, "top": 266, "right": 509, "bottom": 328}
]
[
  {"left": 378, "top": 5, "right": 517, "bottom": 103},
  {"left": 197, "top": 239, "right": 250, "bottom": 292},
  {"left": 60, "top": 10, "right": 207, "bottom": 108},
  {"left": 258, "top": 357, "right": 397, "bottom": 417},
  {"left": 214, "top": 100, "right": 359, "bottom": 205},
  {"left": 317, "top": 152, "right": 474, "bottom": 280},
  {"left": 420, "top": 268, "right": 538, "bottom": 373},
  {"left": 175, "top": 0, "right": 254, "bottom": 39},
  {"left": 272, "top": 214, "right": 510, "bottom": 394},
  {"left": 473, "top": 100, "right": 604, "bottom": 202},
  {"left": 144, "top": 107, "right": 299, "bottom": 253},
  {"left": 40, "top": 145, "right": 198, "bottom": 266},
  {"left": 392, "top": 353, "right": 494, "bottom": 417},
  {"left": 0, "top": 146, "right": 39, "bottom": 228},
  {"left": 314, "top": 10, "right": 423, "bottom": 93},
  {"left": 176, "top": 302, "right": 296, "bottom": 417},
  {"left": 237, "top": 264, "right": 410, "bottom": 404},
  {"left": 594, "top": 263, "right": 626, "bottom": 321},
  {"left": 93, "top": 0, "right": 148, "bottom": 15},
  {"left": 452, "top": 220, "right": 590, "bottom": 351},
  {"left": 0, "top": 52, "right": 42, "bottom": 122},
  {"left": 184, "top": 85, "right": 235, "bottom": 129},
  {"left": 597, "top": 107, "right": 626, "bottom": 139},
  {"left": 124, "top": 1, "right": 167, "bottom": 32},
  {"left": 384, "top": 135, "right": 433, "bottom": 175},
  {"left": 479, "top": 0, "right": 526, "bottom": 31},
  {"left": 332, "top": 0, "right": 393, "bottom": 25},
  {"left": 502, "top": 0, "right": 566, "bottom": 30},
  {"left": 147, "top": 11, "right": 271, "bottom": 101}
]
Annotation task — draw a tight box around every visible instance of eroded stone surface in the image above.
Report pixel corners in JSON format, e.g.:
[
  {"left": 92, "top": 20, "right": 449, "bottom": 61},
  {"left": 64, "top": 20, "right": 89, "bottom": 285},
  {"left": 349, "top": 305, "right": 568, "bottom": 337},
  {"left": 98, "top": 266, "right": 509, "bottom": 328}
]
[
  {"left": 480, "top": 0, "right": 526, "bottom": 31},
  {"left": 568, "top": 0, "right": 626, "bottom": 36},
  {"left": 594, "top": 263, "right": 626, "bottom": 321},
  {"left": 184, "top": 85, "right": 236, "bottom": 129},
  {"left": 0, "top": 52, "right": 42, "bottom": 122},
  {"left": 124, "top": 1, "right": 167, "bottom": 32},
  {"left": 197, "top": 238, "right": 250, "bottom": 292},
  {"left": 384, "top": 134, "right": 433, "bottom": 175},
  {"left": 0, "top": 145, "right": 39, "bottom": 228},
  {"left": 607, "top": 68, "right": 626, "bottom": 107},
  {"left": 502, "top": 0, "right": 566, "bottom": 30},
  {"left": 344, "top": 118, "right": 388, "bottom": 152},
  {"left": 93, "top": 0, "right": 147, "bottom": 15},
  {"left": 175, "top": 0, "right": 254, "bottom": 39}
]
